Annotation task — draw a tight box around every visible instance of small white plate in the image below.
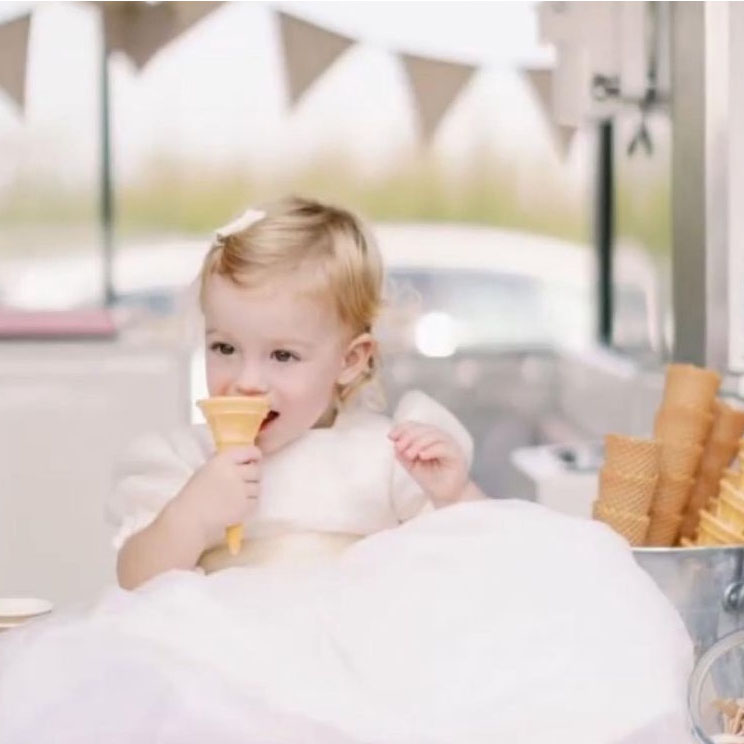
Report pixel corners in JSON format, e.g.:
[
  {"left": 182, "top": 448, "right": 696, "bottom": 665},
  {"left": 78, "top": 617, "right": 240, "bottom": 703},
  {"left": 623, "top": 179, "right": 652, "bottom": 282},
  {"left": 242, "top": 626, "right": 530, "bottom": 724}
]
[
  {"left": 0, "top": 597, "right": 53, "bottom": 624},
  {"left": 0, "top": 620, "right": 24, "bottom": 630}
]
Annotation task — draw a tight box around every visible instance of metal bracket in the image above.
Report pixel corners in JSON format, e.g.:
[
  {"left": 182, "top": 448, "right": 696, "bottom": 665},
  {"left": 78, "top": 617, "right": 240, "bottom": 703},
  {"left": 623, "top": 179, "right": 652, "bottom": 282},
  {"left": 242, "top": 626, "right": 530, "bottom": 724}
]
[{"left": 722, "top": 582, "right": 744, "bottom": 613}]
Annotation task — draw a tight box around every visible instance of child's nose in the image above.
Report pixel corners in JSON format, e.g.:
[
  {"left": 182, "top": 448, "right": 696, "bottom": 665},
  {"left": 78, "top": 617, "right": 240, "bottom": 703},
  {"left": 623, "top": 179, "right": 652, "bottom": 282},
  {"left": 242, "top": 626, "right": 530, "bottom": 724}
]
[{"left": 233, "top": 364, "right": 269, "bottom": 396}]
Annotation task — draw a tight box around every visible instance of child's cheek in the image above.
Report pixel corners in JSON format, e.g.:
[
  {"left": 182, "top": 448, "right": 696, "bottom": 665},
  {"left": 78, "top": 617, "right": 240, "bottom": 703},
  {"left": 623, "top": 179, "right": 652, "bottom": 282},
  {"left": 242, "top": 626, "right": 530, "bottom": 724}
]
[{"left": 205, "top": 361, "right": 230, "bottom": 397}]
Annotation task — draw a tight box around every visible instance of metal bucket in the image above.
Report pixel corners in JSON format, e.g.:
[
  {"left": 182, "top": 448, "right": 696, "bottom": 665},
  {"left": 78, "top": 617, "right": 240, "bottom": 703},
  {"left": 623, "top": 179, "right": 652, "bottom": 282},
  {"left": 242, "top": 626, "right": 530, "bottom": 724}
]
[
  {"left": 632, "top": 546, "right": 744, "bottom": 742},
  {"left": 687, "top": 627, "right": 744, "bottom": 743},
  {"left": 633, "top": 545, "right": 744, "bottom": 658}
]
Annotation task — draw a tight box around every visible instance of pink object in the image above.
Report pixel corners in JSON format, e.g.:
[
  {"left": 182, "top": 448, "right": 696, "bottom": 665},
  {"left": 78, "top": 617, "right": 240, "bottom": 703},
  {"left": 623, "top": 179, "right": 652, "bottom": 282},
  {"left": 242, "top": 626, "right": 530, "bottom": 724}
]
[{"left": 0, "top": 308, "right": 117, "bottom": 339}]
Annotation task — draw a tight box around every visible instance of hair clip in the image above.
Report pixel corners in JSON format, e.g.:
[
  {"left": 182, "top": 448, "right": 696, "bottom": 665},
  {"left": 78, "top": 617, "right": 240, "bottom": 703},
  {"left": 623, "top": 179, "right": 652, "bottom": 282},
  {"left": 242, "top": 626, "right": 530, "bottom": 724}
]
[{"left": 215, "top": 208, "right": 265, "bottom": 239}]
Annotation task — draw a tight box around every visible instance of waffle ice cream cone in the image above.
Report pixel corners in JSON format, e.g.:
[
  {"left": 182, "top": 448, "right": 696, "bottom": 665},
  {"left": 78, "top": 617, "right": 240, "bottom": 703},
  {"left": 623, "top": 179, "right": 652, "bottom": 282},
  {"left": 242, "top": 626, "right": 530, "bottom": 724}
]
[
  {"left": 659, "top": 442, "right": 703, "bottom": 480},
  {"left": 652, "top": 474, "right": 694, "bottom": 514},
  {"left": 603, "top": 434, "right": 660, "bottom": 479},
  {"left": 197, "top": 395, "right": 270, "bottom": 555},
  {"left": 696, "top": 509, "right": 744, "bottom": 546},
  {"left": 695, "top": 524, "right": 721, "bottom": 546},
  {"left": 598, "top": 467, "right": 656, "bottom": 514},
  {"left": 592, "top": 501, "right": 650, "bottom": 546},
  {"left": 699, "top": 439, "right": 739, "bottom": 478},
  {"left": 710, "top": 400, "right": 744, "bottom": 442},
  {"left": 736, "top": 453, "right": 744, "bottom": 489},
  {"left": 198, "top": 396, "right": 270, "bottom": 451},
  {"left": 654, "top": 406, "right": 714, "bottom": 445},
  {"left": 679, "top": 473, "right": 720, "bottom": 539},
  {"left": 680, "top": 510, "right": 702, "bottom": 543},
  {"left": 688, "top": 471, "right": 720, "bottom": 509},
  {"left": 716, "top": 481, "right": 744, "bottom": 533},
  {"left": 661, "top": 364, "right": 720, "bottom": 411},
  {"left": 646, "top": 510, "right": 684, "bottom": 547},
  {"left": 722, "top": 467, "right": 741, "bottom": 488}
]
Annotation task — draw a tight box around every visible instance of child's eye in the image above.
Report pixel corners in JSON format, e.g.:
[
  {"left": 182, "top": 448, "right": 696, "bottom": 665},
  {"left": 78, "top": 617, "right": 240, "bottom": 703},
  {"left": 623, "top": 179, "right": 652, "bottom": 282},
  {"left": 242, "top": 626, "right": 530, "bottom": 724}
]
[
  {"left": 209, "top": 342, "right": 235, "bottom": 356},
  {"left": 271, "top": 349, "right": 299, "bottom": 363}
]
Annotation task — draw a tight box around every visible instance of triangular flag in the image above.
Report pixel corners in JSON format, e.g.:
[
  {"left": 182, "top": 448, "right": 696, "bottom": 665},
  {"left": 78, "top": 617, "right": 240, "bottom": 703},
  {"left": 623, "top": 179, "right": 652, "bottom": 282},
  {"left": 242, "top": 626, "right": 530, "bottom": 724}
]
[
  {"left": 401, "top": 53, "right": 476, "bottom": 141},
  {"left": 523, "top": 67, "right": 576, "bottom": 161},
  {"left": 553, "top": 124, "right": 577, "bottom": 161},
  {"left": 0, "top": 13, "right": 31, "bottom": 111},
  {"left": 102, "top": 2, "right": 220, "bottom": 71},
  {"left": 172, "top": 2, "right": 221, "bottom": 34},
  {"left": 523, "top": 67, "right": 553, "bottom": 124},
  {"left": 278, "top": 12, "right": 354, "bottom": 107}
]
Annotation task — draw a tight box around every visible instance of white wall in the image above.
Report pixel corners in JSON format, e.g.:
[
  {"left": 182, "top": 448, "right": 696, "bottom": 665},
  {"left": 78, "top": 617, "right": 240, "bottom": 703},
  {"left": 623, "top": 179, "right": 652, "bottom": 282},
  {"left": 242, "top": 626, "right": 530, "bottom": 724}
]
[{"left": 0, "top": 339, "right": 191, "bottom": 609}]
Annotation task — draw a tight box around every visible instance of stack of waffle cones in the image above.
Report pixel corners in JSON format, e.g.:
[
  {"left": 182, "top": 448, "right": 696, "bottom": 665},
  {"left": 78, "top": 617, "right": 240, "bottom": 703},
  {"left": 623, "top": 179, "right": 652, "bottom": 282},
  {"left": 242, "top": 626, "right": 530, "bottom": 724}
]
[
  {"left": 645, "top": 364, "right": 719, "bottom": 546},
  {"left": 592, "top": 434, "right": 658, "bottom": 546},
  {"left": 681, "top": 399, "right": 744, "bottom": 544},
  {"left": 591, "top": 364, "right": 744, "bottom": 548}
]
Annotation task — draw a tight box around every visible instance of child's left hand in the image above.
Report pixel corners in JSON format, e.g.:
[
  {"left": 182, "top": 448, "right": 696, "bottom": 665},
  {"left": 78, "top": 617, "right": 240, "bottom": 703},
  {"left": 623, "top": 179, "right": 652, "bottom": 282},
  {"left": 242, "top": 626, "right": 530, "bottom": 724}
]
[{"left": 388, "top": 421, "right": 469, "bottom": 507}]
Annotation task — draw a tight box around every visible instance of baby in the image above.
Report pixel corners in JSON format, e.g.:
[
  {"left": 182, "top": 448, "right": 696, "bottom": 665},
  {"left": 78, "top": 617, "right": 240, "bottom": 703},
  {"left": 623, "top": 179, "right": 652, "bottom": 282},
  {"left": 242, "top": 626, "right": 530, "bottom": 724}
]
[
  {"left": 0, "top": 196, "right": 693, "bottom": 743},
  {"left": 113, "top": 196, "right": 485, "bottom": 588}
]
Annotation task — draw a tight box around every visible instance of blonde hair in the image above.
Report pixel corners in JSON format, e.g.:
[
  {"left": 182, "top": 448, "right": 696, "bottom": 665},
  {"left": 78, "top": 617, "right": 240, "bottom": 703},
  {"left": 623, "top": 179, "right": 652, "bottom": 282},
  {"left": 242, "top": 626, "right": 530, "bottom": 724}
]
[{"left": 200, "top": 196, "right": 384, "bottom": 406}]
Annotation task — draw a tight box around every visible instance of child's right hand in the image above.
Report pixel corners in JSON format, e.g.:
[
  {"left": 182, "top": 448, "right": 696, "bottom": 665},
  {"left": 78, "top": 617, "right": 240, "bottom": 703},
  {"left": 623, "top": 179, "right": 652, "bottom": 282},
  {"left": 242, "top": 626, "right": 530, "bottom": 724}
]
[{"left": 171, "top": 446, "right": 262, "bottom": 548}]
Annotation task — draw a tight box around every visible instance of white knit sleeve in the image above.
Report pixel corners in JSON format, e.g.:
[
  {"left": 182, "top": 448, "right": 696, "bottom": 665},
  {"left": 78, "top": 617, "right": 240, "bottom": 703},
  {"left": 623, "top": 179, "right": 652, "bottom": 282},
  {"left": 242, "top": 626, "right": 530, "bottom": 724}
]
[
  {"left": 389, "top": 390, "right": 474, "bottom": 523},
  {"left": 106, "top": 426, "right": 213, "bottom": 552}
]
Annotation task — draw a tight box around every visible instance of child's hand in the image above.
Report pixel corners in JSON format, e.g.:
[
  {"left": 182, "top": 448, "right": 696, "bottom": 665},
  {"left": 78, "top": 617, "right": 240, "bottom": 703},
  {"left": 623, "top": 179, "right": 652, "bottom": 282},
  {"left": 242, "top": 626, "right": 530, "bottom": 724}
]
[
  {"left": 172, "top": 446, "right": 262, "bottom": 548},
  {"left": 388, "top": 421, "right": 469, "bottom": 507}
]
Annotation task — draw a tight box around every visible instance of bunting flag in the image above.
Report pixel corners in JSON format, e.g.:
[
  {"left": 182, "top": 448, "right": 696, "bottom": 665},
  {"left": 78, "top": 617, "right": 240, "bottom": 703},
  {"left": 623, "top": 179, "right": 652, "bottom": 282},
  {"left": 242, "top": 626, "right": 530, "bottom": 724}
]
[
  {"left": 524, "top": 68, "right": 553, "bottom": 121},
  {"left": 0, "top": 2, "right": 580, "bottom": 153},
  {"left": 400, "top": 53, "right": 476, "bottom": 141},
  {"left": 553, "top": 123, "right": 577, "bottom": 160},
  {"left": 101, "top": 2, "right": 220, "bottom": 71},
  {"left": 523, "top": 66, "right": 577, "bottom": 161},
  {"left": 278, "top": 12, "right": 354, "bottom": 107},
  {"left": 0, "top": 13, "right": 31, "bottom": 111}
]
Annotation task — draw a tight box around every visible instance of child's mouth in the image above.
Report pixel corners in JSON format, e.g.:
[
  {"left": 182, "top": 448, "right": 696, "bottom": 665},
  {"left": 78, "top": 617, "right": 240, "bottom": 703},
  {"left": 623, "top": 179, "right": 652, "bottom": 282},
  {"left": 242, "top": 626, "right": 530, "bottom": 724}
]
[{"left": 260, "top": 410, "right": 279, "bottom": 430}]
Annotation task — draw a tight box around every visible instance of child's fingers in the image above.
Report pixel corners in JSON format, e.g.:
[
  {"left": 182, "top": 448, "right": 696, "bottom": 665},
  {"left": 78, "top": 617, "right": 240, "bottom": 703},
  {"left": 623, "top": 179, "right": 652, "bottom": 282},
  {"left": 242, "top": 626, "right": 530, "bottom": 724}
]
[
  {"left": 394, "top": 431, "right": 418, "bottom": 452},
  {"left": 416, "top": 441, "right": 454, "bottom": 462},
  {"left": 391, "top": 423, "right": 434, "bottom": 451},
  {"left": 236, "top": 462, "right": 260, "bottom": 483},
  {"left": 242, "top": 481, "right": 260, "bottom": 502},
  {"left": 388, "top": 423, "right": 407, "bottom": 440},
  {"left": 227, "top": 445, "right": 262, "bottom": 464},
  {"left": 403, "top": 432, "right": 442, "bottom": 460},
  {"left": 394, "top": 449, "right": 416, "bottom": 472},
  {"left": 388, "top": 420, "right": 427, "bottom": 441}
]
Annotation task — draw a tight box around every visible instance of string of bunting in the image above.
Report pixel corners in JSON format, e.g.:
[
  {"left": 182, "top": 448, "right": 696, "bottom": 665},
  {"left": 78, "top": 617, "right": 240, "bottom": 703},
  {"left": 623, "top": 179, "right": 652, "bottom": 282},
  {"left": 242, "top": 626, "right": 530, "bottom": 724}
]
[
  {"left": 101, "top": 1, "right": 220, "bottom": 71},
  {"left": 0, "top": 12, "right": 31, "bottom": 112},
  {"left": 0, "top": 2, "right": 573, "bottom": 156}
]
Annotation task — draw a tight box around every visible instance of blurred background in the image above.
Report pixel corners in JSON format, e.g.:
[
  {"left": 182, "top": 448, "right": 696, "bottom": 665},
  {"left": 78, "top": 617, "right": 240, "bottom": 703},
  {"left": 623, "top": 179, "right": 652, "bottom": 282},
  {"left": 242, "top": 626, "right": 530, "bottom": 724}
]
[{"left": 0, "top": 1, "right": 691, "bottom": 604}]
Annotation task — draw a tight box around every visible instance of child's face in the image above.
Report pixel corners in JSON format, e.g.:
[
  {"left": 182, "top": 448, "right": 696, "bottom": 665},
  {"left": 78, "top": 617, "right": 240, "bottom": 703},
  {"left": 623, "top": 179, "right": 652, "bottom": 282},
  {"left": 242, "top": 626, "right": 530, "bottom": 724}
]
[{"left": 202, "top": 274, "right": 370, "bottom": 454}]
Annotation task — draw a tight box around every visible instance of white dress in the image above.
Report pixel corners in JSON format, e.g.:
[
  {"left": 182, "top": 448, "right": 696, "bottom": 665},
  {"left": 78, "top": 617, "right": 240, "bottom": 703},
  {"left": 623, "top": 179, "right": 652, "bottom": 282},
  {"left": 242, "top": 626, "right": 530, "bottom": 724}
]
[
  {"left": 106, "top": 390, "right": 471, "bottom": 553},
  {"left": 0, "top": 392, "right": 693, "bottom": 744}
]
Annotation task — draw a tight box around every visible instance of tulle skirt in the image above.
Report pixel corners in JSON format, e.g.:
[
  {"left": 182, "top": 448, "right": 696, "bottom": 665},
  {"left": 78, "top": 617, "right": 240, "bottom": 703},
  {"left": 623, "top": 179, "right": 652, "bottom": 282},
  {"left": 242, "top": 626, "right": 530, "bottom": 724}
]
[{"left": 0, "top": 501, "right": 693, "bottom": 744}]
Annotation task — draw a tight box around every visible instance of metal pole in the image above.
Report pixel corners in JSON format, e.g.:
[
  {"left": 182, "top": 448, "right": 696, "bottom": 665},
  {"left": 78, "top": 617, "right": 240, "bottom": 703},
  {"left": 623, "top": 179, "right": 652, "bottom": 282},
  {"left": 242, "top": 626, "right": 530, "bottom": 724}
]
[
  {"left": 100, "top": 42, "right": 115, "bottom": 307},
  {"left": 670, "top": 2, "right": 706, "bottom": 365},
  {"left": 670, "top": 2, "right": 729, "bottom": 369},
  {"left": 596, "top": 119, "right": 614, "bottom": 346}
]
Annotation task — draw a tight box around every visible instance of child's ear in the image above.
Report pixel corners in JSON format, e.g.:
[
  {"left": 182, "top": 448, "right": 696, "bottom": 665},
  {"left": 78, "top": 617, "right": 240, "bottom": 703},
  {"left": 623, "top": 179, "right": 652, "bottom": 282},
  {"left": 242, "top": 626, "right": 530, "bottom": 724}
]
[{"left": 337, "top": 333, "right": 375, "bottom": 386}]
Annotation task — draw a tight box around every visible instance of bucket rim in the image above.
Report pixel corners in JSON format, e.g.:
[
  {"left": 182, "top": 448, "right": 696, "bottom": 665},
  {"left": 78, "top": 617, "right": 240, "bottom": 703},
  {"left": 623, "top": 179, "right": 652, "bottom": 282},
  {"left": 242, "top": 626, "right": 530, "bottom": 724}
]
[{"left": 633, "top": 544, "right": 744, "bottom": 555}]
